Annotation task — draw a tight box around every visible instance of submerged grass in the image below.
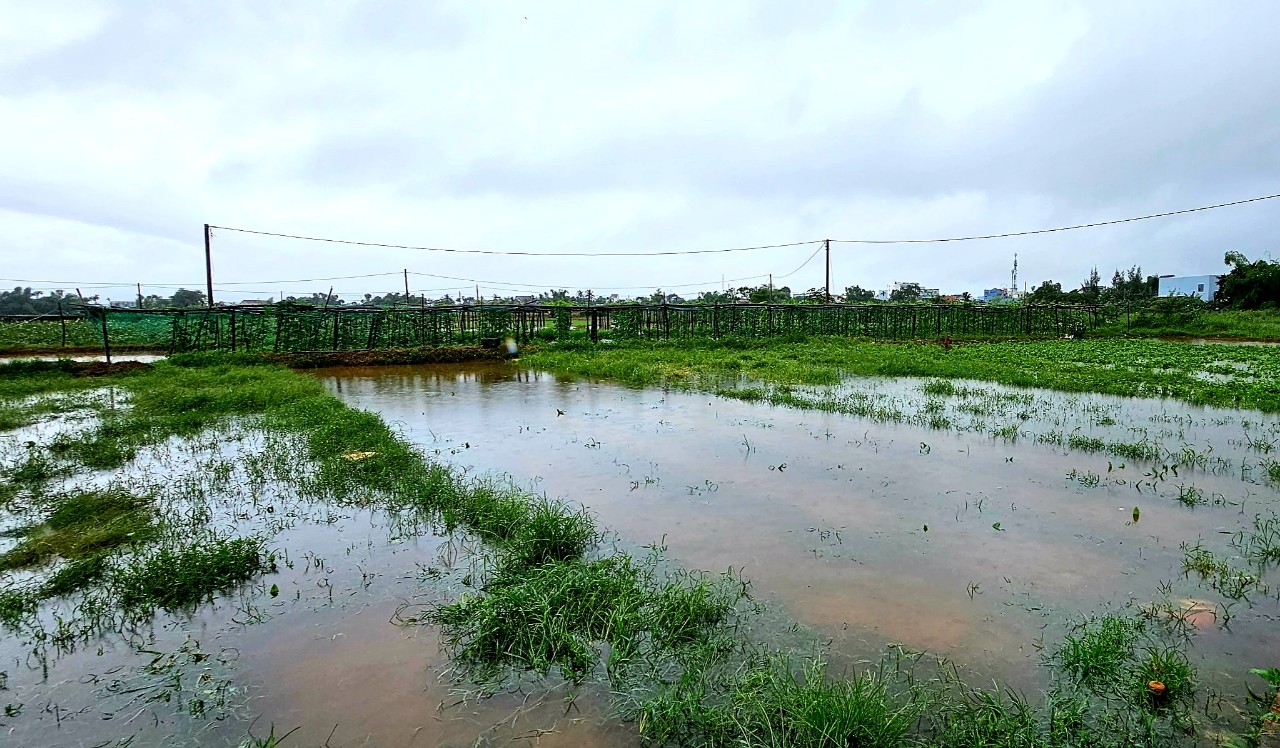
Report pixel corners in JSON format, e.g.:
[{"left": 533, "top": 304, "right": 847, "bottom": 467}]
[
  {"left": 113, "top": 537, "right": 274, "bottom": 611},
  {"left": 524, "top": 336, "right": 1280, "bottom": 413},
  {"left": 0, "top": 488, "right": 155, "bottom": 572}
]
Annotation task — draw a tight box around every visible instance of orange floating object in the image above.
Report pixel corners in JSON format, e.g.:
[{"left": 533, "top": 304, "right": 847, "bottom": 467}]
[{"left": 1148, "top": 680, "right": 1168, "bottom": 697}]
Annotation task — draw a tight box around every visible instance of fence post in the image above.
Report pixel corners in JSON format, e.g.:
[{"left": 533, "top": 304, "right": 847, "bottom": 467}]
[
  {"left": 590, "top": 307, "right": 598, "bottom": 343},
  {"left": 229, "top": 308, "right": 237, "bottom": 352},
  {"left": 100, "top": 309, "right": 112, "bottom": 365},
  {"left": 58, "top": 301, "right": 67, "bottom": 347}
]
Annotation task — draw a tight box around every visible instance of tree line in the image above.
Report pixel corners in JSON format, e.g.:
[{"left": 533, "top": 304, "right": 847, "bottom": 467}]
[{"left": 5, "top": 252, "right": 1274, "bottom": 316}]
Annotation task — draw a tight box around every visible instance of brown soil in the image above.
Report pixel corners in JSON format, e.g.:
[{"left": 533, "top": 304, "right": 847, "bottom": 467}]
[
  {"left": 267, "top": 345, "right": 522, "bottom": 369},
  {"left": 73, "top": 361, "right": 154, "bottom": 377}
]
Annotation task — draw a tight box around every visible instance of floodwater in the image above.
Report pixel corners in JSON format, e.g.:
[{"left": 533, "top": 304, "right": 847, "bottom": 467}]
[
  {"left": 0, "top": 408, "right": 635, "bottom": 747},
  {"left": 318, "top": 363, "right": 1280, "bottom": 699},
  {"left": 4, "top": 361, "right": 1280, "bottom": 745}
]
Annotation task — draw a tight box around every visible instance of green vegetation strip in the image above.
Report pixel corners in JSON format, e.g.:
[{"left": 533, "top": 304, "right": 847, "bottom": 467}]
[{"left": 525, "top": 337, "right": 1280, "bottom": 412}]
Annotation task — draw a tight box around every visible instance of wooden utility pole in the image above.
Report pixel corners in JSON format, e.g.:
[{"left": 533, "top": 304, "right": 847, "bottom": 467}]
[
  {"left": 100, "top": 309, "right": 112, "bottom": 365},
  {"left": 824, "top": 239, "right": 831, "bottom": 301},
  {"left": 403, "top": 269, "right": 410, "bottom": 305},
  {"left": 204, "top": 224, "right": 214, "bottom": 307},
  {"left": 136, "top": 282, "right": 144, "bottom": 309},
  {"left": 768, "top": 274, "right": 773, "bottom": 302}
]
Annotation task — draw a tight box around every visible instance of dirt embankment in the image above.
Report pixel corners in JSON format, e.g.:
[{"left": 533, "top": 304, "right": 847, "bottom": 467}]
[{"left": 265, "top": 345, "right": 520, "bottom": 369}]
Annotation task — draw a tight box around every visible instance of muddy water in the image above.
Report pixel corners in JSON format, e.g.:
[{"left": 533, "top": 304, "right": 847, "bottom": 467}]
[
  {"left": 320, "top": 363, "right": 1280, "bottom": 700},
  {"left": 0, "top": 415, "right": 635, "bottom": 747}
]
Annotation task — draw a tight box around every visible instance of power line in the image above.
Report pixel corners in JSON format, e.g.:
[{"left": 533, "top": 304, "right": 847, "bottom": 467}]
[
  {"left": 830, "top": 192, "right": 1280, "bottom": 244},
  {"left": 407, "top": 269, "right": 770, "bottom": 291},
  {"left": 207, "top": 191, "right": 1280, "bottom": 256},
  {"left": 208, "top": 224, "right": 820, "bottom": 256}
]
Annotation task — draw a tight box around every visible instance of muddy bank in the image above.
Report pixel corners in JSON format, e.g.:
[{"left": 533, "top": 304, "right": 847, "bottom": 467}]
[
  {"left": 266, "top": 345, "right": 520, "bottom": 369},
  {"left": 0, "top": 358, "right": 154, "bottom": 376}
]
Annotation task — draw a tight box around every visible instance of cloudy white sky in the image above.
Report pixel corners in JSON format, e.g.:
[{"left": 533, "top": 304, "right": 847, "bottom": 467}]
[{"left": 2, "top": 0, "right": 1278, "bottom": 303}]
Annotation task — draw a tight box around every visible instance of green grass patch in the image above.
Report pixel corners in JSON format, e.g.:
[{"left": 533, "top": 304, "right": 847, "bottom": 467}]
[
  {"left": 0, "top": 488, "right": 155, "bottom": 572},
  {"left": 113, "top": 537, "right": 274, "bottom": 611},
  {"left": 1110, "top": 309, "right": 1280, "bottom": 340},
  {"left": 524, "top": 337, "right": 1280, "bottom": 413},
  {"left": 637, "top": 656, "right": 922, "bottom": 748},
  {"left": 428, "top": 554, "right": 742, "bottom": 683}
]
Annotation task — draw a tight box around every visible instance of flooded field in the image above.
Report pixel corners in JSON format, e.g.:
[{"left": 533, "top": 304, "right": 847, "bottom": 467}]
[
  {"left": 320, "top": 363, "right": 1280, "bottom": 722},
  {"left": 2, "top": 356, "right": 1279, "bottom": 746}
]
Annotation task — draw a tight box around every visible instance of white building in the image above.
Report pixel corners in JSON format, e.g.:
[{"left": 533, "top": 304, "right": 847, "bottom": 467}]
[
  {"left": 875, "top": 282, "right": 940, "bottom": 301},
  {"left": 1158, "top": 275, "right": 1219, "bottom": 302}
]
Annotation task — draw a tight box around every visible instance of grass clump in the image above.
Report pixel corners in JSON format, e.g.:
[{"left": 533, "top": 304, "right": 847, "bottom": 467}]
[
  {"left": 1182, "top": 544, "right": 1265, "bottom": 599},
  {"left": 0, "top": 587, "right": 37, "bottom": 627},
  {"left": 0, "top": 488, "right": 154, "bottom": 572},
  {"left": 40, "top": 553, "right": 110, "bottom": 598},
  {"left": 114, "top": 537, "right": 274, "bottom": 611},
  {"left": 1046, "top": 613, "right": 1198, "bottom": 743},
  {"left": 428, "top": 554, "right": 742, "bottom": 683},
  {"left": 929, "top": 688, "right": 1042, "bottom": 748},
  {"left": 638, "top": 657, "right": 921, "bottom": 748},
  {"left": 1058, "top": 614, "right": 1145, "bottom": 689}
]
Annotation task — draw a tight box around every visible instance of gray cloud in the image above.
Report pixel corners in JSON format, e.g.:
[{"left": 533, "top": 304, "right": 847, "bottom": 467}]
[{"left": 1, "top": 1, "right": 1277, "bottom": 298}]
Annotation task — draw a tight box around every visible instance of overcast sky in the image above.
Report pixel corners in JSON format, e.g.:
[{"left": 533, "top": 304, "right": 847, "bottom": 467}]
[{"left": 2, "top": 0, "right": 1278, "bottom": 303}]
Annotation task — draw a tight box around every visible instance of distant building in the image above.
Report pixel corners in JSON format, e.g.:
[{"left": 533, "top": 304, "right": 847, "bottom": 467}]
[
  {"left": 239, "top": 299, "right": 273, "bottom": 306},
  {"left": 108, "top": 300, "right": 137, "bottom": 308},
  {"left": 982, "top": 288, "right": 1011, "bottom": 303},
  {"left": 875, "top": 282, "right": 938, "bottom": 301},
  {"left": 1158, "top": 275, "right": 1218, "bottom": 302}
]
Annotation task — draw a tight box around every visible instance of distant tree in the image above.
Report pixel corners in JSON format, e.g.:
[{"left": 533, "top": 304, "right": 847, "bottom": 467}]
[
  {"left": 844, "top": 285, "right": 875, "bottom": 303},
  {"left": 697, "top": 290, "right": 737, "bottom": 304},
  {"left": 1218, "top": 251, "right": 1280, "bottom": 309},
  {"left": 746, "top": 284, "right": 790, "bottom": 303},
  {"left": 168, "top": 289, "right": 207, "bottom": 308},
  {"left": 1025, "top": 281, "right": 1069, "bottom": 304},
  {"left": 1103, "top": 266, "right": 1156, "bottom": 303},
  {"left": 1080, "top": 267, "right": 1102, "bottom": 302},
  {"left": 889, "top": 283, "right": 922, "bottom": 302},
  {"left": 800, "top": 287, "right": 832, "bottom": 303}
]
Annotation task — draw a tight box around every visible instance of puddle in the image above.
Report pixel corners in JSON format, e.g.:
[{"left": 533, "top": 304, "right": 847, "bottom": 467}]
[{"left": 319, "top": 363, "right": 1280, "bottom": 701}]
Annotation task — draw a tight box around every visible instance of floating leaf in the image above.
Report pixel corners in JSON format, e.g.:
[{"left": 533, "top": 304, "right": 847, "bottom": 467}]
[
  {"left": 992, "top": 522, "right": 1004, "bottom": 531},
  {"left": 269, "top": 583, "right": 279, "bottom": 597},
  {"left": 1132, "top": 507, "right": 1141, "bottom": 523}
]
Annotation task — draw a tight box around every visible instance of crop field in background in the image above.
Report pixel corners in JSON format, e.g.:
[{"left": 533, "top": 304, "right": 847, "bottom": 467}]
[{"left": 1, "top": 336, "right": 1280, "bottom": 746}]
